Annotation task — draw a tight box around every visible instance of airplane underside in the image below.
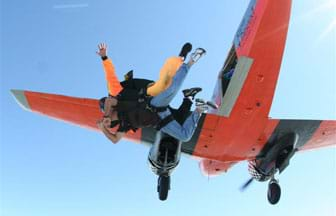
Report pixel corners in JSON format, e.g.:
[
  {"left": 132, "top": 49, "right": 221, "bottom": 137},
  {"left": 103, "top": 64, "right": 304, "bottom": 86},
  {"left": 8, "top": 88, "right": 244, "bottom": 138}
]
[{"left": 10, "top": 0, "right": 336, "bottom": 205}]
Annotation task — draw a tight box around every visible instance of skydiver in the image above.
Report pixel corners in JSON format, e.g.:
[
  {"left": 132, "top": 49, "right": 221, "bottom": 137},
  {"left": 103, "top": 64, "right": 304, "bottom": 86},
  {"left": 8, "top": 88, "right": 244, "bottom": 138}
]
[
  {"left": 96, "top": 42, "right": 216, "bottom": 143},
  {"left": 97, "top": 88, "right": 204, "bottom": 143},
  {"left": 96, "top": 42, "right": 201, "bottom": 124},
  {"left": 96, "top": 42, "right": 194, "bottom": 97}
]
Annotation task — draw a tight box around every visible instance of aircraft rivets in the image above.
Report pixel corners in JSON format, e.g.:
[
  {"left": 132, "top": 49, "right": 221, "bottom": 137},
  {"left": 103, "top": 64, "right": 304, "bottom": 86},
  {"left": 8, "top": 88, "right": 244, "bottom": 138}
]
[
  {"left": 256, "top": 102, "right": 261, "bottom": 107},
  {"left": 245, "top": 107, "right": 253, "bottom": 115},
  {"left": 257, "top": 74, "right": 264, "bottom": 82},
  {"left": 204, "top": 145, "right": 208, "bottom": 148},
  {"left": 252, "top": 148, "right": 256, "bottom": 151}
]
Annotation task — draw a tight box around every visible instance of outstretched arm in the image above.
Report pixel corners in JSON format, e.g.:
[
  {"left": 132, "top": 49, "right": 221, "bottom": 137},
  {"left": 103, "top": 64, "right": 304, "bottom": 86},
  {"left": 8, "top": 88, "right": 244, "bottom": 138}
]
[{"left": 97, "top": 43, "right": 123, "bottom": 96}]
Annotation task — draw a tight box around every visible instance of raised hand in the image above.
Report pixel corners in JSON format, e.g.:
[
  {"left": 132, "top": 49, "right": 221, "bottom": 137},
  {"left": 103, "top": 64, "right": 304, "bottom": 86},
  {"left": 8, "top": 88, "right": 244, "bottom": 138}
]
[{"left": 96, "top": 43, "right": 107, "bottom": 57}]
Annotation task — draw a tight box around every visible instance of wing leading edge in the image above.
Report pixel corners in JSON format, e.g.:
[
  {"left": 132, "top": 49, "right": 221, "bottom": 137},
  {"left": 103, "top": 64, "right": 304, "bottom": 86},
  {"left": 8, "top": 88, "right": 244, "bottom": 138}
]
[
  {"left": 10, "top": 89, "right": 142, "bottom": 141},
  {"left": 11, "top": 89, "right": 101, "bottom": 130}
]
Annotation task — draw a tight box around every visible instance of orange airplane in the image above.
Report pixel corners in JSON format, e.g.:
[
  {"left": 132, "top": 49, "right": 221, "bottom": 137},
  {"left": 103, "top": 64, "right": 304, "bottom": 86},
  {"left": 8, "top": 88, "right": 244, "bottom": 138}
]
[{"left": 11, "top": 0, "right": 336, "bottom": 204}]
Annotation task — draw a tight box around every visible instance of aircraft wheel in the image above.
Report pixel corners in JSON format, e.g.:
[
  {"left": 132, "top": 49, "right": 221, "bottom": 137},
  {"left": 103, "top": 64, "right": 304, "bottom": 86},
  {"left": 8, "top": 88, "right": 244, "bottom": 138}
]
[
  {"left": 157, "top": 175, "right": 170, "bottom": 201},
  {"left": 267, "top": 179, "right": 281, "bottom": 205}
]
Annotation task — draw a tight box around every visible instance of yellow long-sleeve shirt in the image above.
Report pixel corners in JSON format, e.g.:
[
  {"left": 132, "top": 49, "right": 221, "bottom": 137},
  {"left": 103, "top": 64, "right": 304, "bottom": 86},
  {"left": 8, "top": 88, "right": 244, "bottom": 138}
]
[{"left": 102, "top": 56, "right": 183, "bottom": 96}]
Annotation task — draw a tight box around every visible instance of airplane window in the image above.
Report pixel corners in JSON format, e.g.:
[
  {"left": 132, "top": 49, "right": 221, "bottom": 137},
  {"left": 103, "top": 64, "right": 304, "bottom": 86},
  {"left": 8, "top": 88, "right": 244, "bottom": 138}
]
[{"left": 221, "top": 45, "right": 238, "bottom": 96}]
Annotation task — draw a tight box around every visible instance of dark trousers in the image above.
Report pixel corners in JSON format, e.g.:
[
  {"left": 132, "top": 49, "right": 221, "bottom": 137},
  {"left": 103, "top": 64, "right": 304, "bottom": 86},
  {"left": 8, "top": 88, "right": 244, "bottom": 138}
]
[{"left": 169, "top": 98, "right": 192, "bottom": 125}]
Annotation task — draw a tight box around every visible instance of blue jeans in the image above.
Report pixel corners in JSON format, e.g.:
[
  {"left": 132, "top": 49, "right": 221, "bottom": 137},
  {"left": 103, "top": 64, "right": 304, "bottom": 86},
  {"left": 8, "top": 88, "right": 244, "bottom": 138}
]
[{"left": 150, "top": 63, "right": 201, "bottom": 142}]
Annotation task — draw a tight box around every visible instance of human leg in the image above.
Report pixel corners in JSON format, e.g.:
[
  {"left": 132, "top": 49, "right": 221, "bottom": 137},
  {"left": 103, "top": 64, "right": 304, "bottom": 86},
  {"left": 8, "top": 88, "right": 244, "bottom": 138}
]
[
  {"left": 171, "top": 87, "right": 202, "bottom": 125},
  {"left": 148, "top": 46, "right": 206, "bottom": 103},
  {"left": 159, "top": 110, "right": 201, "bottom": 142},
  {"left": 170, "top": 98, "right": 192, "bottom": 125},
  {"left": 164, "top": 101, "right": 218, "bottom": 142},
  {"left": 146, "top": 43, "right": 193, "bottom": 97},
  {"left": 150, "top": 63, "right": 190, "bottom": 107},
  {"left": 149, "top": 46, "right": 206, "bottom": 109},
  {"left": 146, "top": 56, "right": 183, "bottom": 96}
]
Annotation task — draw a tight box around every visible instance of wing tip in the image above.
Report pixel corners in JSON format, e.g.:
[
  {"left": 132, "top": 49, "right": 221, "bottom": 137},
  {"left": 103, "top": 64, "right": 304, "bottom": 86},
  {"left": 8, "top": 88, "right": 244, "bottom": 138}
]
[{"left": 10, "top": 89, "right": 31, "bottom": 111}]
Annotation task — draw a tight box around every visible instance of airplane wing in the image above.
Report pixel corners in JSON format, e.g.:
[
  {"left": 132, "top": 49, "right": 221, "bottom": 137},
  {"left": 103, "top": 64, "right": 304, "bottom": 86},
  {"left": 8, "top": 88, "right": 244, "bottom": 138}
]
[
  {"left": 10, "top": 89, "right": 213, "bottom": 154},
  {"left": 10, "top": 90, "right": 142, "bottom": 142},
  {"left": 10, "top": 0, "right": 335, "bottom": 205},
  {"left": 11, "top": 0, "right": 336, "bottom": 179}
]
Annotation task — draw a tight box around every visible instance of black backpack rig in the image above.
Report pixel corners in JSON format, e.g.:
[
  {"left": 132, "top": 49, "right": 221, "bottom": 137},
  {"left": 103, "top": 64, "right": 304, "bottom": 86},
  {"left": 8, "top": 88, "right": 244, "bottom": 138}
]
[{"left": 100, "top": 71, "right": 174, "bottom": 133}]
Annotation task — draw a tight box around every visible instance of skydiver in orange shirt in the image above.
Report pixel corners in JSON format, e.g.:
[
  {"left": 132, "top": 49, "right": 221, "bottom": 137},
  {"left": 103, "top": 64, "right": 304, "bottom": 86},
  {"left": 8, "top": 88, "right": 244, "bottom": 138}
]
[{"left": 96, "top": 43, "right": 215, "bottom": 143}]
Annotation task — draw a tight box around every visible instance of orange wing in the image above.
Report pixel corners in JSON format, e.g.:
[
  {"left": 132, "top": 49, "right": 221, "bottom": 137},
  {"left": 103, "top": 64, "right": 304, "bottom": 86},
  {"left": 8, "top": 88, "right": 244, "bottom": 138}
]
[{"left": 11, "top": 90, "right": 141, "bottom": 141}]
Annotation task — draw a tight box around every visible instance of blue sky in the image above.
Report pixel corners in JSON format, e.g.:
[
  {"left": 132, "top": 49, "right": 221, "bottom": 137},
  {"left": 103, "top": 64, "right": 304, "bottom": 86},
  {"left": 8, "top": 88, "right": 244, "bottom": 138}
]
[{"left": 1, "top": 0, "right": 335, "bottom": 215}]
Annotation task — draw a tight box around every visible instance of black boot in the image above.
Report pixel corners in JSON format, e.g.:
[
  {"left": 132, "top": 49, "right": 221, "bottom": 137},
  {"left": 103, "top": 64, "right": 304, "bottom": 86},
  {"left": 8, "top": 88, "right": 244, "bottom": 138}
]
[
  {"left": 179, "top": 42, "right": 193, "bottom": 60},
  {"left": 182, "top": 87, "right": 202, "bottom": 99}
]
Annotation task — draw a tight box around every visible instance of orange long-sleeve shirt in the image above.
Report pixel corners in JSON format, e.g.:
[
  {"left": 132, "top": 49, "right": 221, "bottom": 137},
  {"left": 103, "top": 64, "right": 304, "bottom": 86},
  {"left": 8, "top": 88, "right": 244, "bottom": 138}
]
[{"left": 102, "top": 59, "right": 123, "bottom": 96}]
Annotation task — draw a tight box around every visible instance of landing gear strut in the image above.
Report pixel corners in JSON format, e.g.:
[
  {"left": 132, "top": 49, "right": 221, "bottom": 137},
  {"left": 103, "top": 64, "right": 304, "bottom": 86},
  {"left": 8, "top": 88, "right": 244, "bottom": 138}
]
[
  {"left": 148, "top": 132, "right": 182, "bottom": 201},
  {"left": 245, "top": 132, "right": 299, "bottom": 205}
]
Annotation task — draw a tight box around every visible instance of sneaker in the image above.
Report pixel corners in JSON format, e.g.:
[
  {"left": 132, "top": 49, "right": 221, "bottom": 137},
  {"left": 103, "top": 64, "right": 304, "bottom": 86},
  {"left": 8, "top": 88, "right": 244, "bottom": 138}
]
[
  {"left": 206, "top": 101, "right": 218, "bottom": 110},
  {"left": 190, "top": 48, "right": 206, "bottom": 63},
  {"left": 195, "top": 99, "right": 209, "bottom": 113},
  {"left": 179, "top": 42, "right": 193, "bottom": 60},
  {"left": 196, "top": 104, "right": 208, "bottom": 113},
  {"left": 182, "top": 87, "right": 202, "bottom": 99},
  {"left": 195, "top": 98, "right": 218, "bottom": 110},
  {"left": 195, "top": 98, "right": 206, "bottom": 106}
]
